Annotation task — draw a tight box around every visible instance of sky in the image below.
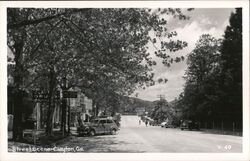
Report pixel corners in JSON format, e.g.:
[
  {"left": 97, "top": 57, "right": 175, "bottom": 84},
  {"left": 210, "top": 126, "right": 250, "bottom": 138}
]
[{"left": 131, "top": 8, "right": 235, "bottom": 102}]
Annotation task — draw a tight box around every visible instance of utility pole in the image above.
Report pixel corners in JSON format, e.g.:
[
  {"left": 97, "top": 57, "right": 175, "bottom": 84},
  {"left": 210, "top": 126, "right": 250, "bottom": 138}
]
[
  {"left": 157, "top": 94, "right": 165, "bottom": 101},
  {"left": 157, "top": 94, "right": 165, "bottom": 122},
  {"left": 68, "top": 98, "right": 71, "bottom": 134}
]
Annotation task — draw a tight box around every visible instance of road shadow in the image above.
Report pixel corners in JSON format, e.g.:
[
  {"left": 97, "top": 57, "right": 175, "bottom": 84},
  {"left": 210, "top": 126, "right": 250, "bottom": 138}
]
[
  {"left": 55, "top": 135, "right": 143, "bottom": 153},
  {"left": 198, "top": 129, "right": 242, "bottom": 136}
]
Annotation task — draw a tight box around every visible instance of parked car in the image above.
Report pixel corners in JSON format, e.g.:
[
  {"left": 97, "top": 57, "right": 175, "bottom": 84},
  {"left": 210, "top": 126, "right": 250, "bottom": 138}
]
[
  {"left": 77, "top": 124, "right": 91, "bottom": 136},
  {"left": 180, "top": 120, "right": 200, "bottom": 130},
  {"left": 160, "top": 121, "right": 175, "bottom": 128},
  {"left": 160, "top": 122, "right": 167, "bottom": 128},
  {"left": 149, "top": 120, "right": 158, "bottom": 126},
  {"left": 147, "top": 118, "right": 157, "bottom": 126},
  {"left": 77, "top": 118, "right": 119, "bottom": 136}
]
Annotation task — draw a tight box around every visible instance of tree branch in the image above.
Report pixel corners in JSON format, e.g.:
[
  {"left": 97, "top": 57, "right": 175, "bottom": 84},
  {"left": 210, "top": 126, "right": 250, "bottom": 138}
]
[
  {"left": 26, "top": 19, "right": 63, "bottom": 63},
  {"left": 8, "top": 9, "right": 91, "bottom": 29}
]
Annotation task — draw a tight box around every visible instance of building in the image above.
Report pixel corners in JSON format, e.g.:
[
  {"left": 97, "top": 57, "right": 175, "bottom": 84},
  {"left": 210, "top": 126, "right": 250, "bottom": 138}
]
[{"left": 69, "top": 87, "right": 93, "bottom": 126}]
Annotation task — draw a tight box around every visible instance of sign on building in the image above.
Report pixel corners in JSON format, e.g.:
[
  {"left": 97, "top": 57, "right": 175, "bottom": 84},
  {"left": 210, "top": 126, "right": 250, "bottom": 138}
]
[
  {"left": 32, "top": 90, "right": 60, "bottom": 100},
  {"left": 63, "top": 91, "right": 78, "bottom": 98}
]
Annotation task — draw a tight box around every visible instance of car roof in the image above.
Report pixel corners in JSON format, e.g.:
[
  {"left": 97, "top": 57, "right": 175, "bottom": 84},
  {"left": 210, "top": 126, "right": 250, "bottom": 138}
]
[{"left": 94, "top": 118, "right": 112, "bottom": 121}]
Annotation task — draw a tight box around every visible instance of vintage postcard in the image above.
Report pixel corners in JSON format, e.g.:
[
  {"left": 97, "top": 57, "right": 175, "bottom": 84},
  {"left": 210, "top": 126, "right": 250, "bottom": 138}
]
[{"left": 0, "top": 1, "right": 249, "bottom": 161}]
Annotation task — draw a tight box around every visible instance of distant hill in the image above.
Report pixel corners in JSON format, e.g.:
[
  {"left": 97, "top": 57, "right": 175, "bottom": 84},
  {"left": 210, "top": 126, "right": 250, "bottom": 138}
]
[
  {"left": 118, "top": 96, "right": 155, "bottom": 115},
  {"left": 118, "top": 96, "right": 182, "bottom": 125}
]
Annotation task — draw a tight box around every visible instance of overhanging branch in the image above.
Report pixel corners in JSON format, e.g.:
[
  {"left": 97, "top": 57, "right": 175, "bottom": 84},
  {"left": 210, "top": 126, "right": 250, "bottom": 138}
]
[{"left": 8, "top": 9, "right": 91, "bottom": 30}]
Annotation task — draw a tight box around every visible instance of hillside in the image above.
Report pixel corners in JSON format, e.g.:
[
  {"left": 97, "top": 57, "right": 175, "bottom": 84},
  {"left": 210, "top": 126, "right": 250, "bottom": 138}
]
[{"left": 118, "top": 96, "right": 155, "bottom": 115}]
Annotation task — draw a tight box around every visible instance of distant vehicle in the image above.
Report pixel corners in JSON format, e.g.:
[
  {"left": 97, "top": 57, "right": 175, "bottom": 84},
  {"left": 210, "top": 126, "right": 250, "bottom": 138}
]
[
  {"left": 149, "top": 120, "right": 157, "bottom": 126},
  {"left": 180, "top": 120, "right": 200, "bottom": 130},
  {"left": 160, "top": 122, "right": 167, "bottom": 128},
  {"left": 77, "top": 118, "right": 119, "bottom": 136},
  {"left": 145, "top": 117, "right": 157, "bottom": 126},
  {"left": 160, "top": 121, "right": 174, "bottom": 128}
]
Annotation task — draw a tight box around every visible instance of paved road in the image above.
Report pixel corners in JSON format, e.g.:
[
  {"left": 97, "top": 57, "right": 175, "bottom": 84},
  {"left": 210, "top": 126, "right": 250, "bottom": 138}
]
[{"left": 57, "top": 115, "right": 242, "bottom": 152}]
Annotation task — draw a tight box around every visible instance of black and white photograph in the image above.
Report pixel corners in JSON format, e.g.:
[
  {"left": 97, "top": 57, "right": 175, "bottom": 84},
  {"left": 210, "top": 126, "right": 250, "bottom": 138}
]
[{"left": 0, "top": 1, "right": 249, "bottom": 161}]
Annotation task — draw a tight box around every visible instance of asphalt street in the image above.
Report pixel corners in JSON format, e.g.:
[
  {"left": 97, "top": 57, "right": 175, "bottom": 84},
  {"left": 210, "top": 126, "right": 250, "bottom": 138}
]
[{"left": 56, "top": 115, "right": 242, "bottom": 152}]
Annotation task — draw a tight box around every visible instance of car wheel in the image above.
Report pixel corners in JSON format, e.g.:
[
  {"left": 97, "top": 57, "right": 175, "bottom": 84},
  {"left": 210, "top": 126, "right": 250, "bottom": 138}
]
[
  {"left": 110, "top": 129, "right": 117, "bottom": 135},
  {"left": 181, "top": 128, "right": 184, "bottom": 130},
  {"left": 89, "top": 130, "right": 96, "bottom": 136}
]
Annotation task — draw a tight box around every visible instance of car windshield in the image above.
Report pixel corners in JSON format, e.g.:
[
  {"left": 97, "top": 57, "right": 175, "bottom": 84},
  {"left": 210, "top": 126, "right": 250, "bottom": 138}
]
[
  {"left": 107, "top": 119, "right": 113, "bottom": 123},
  {"left": 99, "top": 120, "right": 107, "bottom": 124},
  {"left": 91, "top": 118, "right": 114, "bottom": 124}
]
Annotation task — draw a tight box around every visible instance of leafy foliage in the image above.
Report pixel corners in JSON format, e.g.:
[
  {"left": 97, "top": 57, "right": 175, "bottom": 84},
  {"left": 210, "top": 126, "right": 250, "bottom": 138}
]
[
  {"left": 174, "top": 8, "right": 242, "bottom": 124},
  {"left": 219, "top": 8, "right": 242, "bottom": 119},
  {"left": 7, "top": 8, "right": 191, "bottom": 137}
]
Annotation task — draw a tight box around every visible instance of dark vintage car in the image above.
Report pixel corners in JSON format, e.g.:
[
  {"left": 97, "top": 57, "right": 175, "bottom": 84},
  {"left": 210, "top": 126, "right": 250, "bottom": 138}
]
[
  {"left": 77, "top": 124, "right": 91, "bottom": 136},
  {"left": 160, "top": 121, "right": 175, "bottom": 128},
  {"left": 180, "top": 120, "right": 200, "bottom": 130},
  {"left": 77, "top": 118, "right": 119, "bottom": 136}
]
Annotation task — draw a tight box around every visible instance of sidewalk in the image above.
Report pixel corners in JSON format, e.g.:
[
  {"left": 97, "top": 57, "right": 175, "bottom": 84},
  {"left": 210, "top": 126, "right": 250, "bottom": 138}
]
[{"left": 8, "top": 128, "right": 72, "bottom": 146}]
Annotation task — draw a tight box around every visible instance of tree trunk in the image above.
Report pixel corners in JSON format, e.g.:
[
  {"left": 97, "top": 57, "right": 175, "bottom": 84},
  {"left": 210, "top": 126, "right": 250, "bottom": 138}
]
[
  {"left": 96, "top": 102, "right": 100, "bottom": 117},
  {"left": 12, "top": 40, "right": 25, "bottom": 141},
  {"left": 12, "top": 90, "right": 24, "bottom": 141},
  {"left": 45, "top": 67, "right": 56, "bottom": 136},
  {"left": 45, "top": 103, "right": 55, "bottom": 136},
  {"left": 67, "top": 99, "right": 71, "bottom": 134},
  {"left": 92, "top": 100, "right": 96, "bottom": 116},
  {"left": 61, "top": 99, "right": 67, "bottom": 136}
]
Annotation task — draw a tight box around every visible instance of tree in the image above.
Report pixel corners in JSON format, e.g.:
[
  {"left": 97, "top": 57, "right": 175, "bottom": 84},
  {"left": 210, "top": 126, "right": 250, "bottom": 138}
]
[
  {"left": 175, "top": 8, "right": 243, "bottom": 126},
  {"left": 182, "top": 34, "right": 222, "bottom": 120},
  {"left": 8, "top": 8, "right": 192, "bottom": 138},
  {"left": 7, "top": 8, "right": 30, "bottom": 141},
  {"left": 7, "top": 8, "right": 94, "bottom": 138},
  {"left": 66, "top": 8, "right": 191, "bottom": 116},
  {"left": 219, "top": 8, "right": 242, "bottom": 122}
]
